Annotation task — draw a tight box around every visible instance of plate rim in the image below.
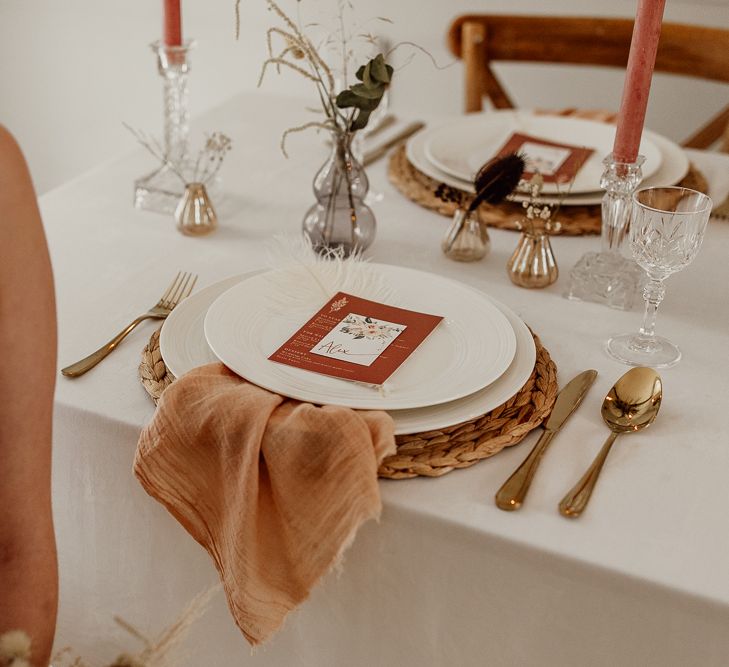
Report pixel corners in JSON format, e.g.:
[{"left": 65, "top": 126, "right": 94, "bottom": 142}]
[
  {"left": 203, "top": 263, "right": 518, "bottom": 411},
  {"left": 406, "top": 120, "right": 689, "bottom": 206},
  {"left": 160, "top": 272, "right": 261, "bottom": 378},
  {"left": 421, "top": 110, "right": 663, "bottom": 193},
  {"left": 159, "top": 271, "right": 536, "bottom": 435}
]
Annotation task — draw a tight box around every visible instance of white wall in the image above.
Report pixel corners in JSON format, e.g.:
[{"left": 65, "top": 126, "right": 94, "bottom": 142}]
[{"left": 0, "top": 0, "right": 727, "bottom": 193}]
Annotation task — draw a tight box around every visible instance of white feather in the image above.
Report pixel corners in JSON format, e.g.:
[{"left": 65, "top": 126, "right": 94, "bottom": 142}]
[
  {"left": 262, "top": 235, "right": 397, "bottom": 395},
  {"left": 263, "top": 235, "right": 393, "bottom": 313}
]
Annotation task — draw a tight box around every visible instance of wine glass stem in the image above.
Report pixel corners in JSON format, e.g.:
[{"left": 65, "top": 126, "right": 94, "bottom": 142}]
[{"left": 638, "top": 278, "right": 666, "bottom": 340}]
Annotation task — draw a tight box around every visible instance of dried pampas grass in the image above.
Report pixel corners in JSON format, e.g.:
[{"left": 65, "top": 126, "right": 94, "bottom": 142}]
[
  {"left": 51, "top": 586, "right": 220, "bottom": 667},
  {"left": 0, "top": 630, "right": 32, "bottom": 667}
]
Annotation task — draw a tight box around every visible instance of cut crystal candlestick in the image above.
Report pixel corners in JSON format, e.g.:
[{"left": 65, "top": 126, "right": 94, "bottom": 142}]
[
  {"left": 565, "top": 153, "right": 645, "bottom": 310},
  {"left": 134, "top": 40, "right": 195, "bottom": 214}
]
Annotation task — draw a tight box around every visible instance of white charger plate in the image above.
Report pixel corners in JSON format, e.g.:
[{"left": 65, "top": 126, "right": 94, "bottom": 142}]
[
  {"left": 160, "top": 271, "right": 536, "bottom": 435},
  {"left": 407, "top": 123, "right": 689, "bottom": 206},
  {"left": 423, "top": 111, "right": 663, "bottom": 195},
  {"left": 204, "top": 264, "right": 517, "bottom": 411}
]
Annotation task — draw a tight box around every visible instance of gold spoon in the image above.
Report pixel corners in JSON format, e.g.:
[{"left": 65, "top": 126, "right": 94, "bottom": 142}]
[{"left": 559, "top": 367, "right": 662, "bottom": 518}]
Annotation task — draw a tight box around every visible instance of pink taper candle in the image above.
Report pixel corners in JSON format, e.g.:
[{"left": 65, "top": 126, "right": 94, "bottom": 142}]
[
  {"left": 163, "top": 0, "right": 182, "bottom": 47},
  {"left": 613, "top": 0, "right": 666, "bottom": 163}
]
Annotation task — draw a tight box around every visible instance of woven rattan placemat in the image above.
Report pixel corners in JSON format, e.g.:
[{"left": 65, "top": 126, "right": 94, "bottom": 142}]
[
  {"left": 388, "top": 146, "right": 709, "bottom": 236},
  {"left": 139, "top": 328, "right": 557, "bottom": 480}
]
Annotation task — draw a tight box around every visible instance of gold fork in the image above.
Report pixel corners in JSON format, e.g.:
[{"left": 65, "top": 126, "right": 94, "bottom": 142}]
[{"left": 61, "top": 271, "right": 198, "bottom": 378}]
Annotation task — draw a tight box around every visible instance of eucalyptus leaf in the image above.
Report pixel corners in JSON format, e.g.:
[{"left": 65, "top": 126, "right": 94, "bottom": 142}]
[
  {"left": 335, "top": 53, "right": 393, "bottom": 132},
  {"left": 369, "top": 54, "right": 391, "bottom": 83},
  {"left": 360, "top": 62, "right": 374, "bottom": 87},
  {"left": 349, "top": 82, "right": 386, "bottom": 99},
  {"left": 335, "top": 90, "right": 361, "bottom": 108},
  {"left": 350, "top": 109, "right": 373, "bottom": 132}
]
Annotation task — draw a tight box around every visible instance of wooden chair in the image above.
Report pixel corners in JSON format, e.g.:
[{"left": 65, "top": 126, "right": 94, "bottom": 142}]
[{"left": 447, "top": 15, "right": 729, "bottom": 151}]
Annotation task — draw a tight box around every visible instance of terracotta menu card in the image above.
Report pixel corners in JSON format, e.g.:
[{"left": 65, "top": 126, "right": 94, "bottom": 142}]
[
  {"left": 495, "top": 132, "right": 594, "bottom": 184},
  {"left": 268, "top": 292, "right": 443, "bottom": 385}
]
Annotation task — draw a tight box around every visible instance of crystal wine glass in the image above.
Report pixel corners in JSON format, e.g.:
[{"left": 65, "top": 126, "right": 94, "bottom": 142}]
[{"left": 606, "top": 186, "right": 712, "bottom": 368}]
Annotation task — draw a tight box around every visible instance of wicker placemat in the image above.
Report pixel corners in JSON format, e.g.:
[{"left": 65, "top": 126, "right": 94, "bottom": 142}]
[
  {"left": 388, "top": 145, "right": 709, "bottom": 236},
  {"left": 139, "top": 328, "right": 558, "bottom": 479}
]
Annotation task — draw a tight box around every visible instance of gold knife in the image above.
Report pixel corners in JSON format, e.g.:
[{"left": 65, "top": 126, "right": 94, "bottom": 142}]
[
  {"left": 363, "top": 121, "right": 425, "bottom": 166},
  {"left": 495, "top": 369, "right": 598, "bottom": 511},
  {"left": 365, "top": 114, "right": 398, "bottom": 140}
]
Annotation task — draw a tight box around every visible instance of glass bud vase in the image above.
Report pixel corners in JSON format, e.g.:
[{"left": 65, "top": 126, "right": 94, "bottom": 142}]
[
  {"left": 441, "top": 208, "right": 490, "bottom": 261},
  {"left": 175, "top": 182, "right": 217, "bottom": 236},
  {"left": 302, "top": 131, "right": 376, "bottom": 256},
  {"left": 507, "top": 231, "right": 558, "bottom": 288}
]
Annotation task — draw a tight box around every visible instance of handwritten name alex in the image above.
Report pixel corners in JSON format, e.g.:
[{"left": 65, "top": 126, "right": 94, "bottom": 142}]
[{"left": 315, "top": 340, "right": 374, "bottom": 358}]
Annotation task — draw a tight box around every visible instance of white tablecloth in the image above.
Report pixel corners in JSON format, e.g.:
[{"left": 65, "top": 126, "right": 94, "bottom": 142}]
[{"left": 44, "top": 92, "right": 729, "bottom": 666}]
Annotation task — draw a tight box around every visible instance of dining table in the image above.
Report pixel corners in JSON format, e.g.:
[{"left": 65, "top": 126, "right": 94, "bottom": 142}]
[{"left": 44, "top": 90, "right": 729, "bottom": 667}]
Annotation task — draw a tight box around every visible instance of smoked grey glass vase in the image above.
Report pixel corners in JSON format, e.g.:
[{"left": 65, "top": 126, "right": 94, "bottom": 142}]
[{"left": 302, "top": 131, "right": 376, "bottom": 256}]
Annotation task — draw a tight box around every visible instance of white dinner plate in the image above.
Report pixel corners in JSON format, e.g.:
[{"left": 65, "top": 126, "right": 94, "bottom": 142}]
[
  {"left": 406, "top": 123, "right": 689, "bottom": 206},
  {"left": 160, "top": 272, "right": 263, "bottom": 379},
  {"left": 160, "top": 271, "right": 536, "bottom": 435},
  {"left": 423, "top": 111, "right": 663, "bottom": 195},
  {"left": 204, "top": 264, "right": 517, "bottom": 411}
]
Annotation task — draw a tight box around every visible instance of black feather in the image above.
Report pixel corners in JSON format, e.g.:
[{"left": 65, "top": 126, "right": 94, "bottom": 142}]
[{"left": 467, "top": 152, "right": 526, "bottom": 213}]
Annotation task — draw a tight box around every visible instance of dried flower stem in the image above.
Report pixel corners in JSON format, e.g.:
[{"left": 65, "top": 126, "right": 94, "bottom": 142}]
[
  {"left": 280, "top": 121, "right": 333, "bottom": 157},
  {"left": 124, "top": 123, "right": 187, "bottom": 184},
  {"left": 125, "top": 124, "right": 231, "bottom": 186},
  {"left": 386, "top": 40, "right": 450, "bottom": 72},
  {"left": 258, "top": 57, "right": 320, "bottom": 85}
]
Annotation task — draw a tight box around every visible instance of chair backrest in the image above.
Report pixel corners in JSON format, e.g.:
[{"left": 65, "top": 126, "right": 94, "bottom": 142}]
[{"left": 447, "top": 15, "right": 729, "bottom": 150}]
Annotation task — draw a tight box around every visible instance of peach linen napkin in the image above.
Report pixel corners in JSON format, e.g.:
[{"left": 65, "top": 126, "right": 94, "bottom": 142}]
[{"left": 133, "top": 363, "right": 396, "bottom": 645}]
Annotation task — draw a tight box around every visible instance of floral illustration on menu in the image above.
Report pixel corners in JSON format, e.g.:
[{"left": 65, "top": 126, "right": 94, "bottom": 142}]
[
  {"left": 339, "top": 314, "right": 403, "bottom": 341},
  {"left": 310, "top": 312, "right": 407, "bottom": 367}
]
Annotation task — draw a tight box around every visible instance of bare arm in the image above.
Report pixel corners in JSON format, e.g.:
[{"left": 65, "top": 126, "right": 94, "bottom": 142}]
[{"left": 0, "top": 127, "right": 58, "bottom": 666}]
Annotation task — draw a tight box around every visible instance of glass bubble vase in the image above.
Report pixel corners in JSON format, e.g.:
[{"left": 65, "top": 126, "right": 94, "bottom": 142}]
[{"left": 302, "top": 131, "right": 376, "bottom": 256}]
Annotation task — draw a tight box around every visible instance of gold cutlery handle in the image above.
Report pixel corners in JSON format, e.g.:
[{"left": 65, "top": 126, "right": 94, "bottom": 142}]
[
  {"left": 495, "top": 430, "right": 555, "bottom": 511},
  {"left": 365, "top": 114, "right": 397, "bottom": 140},
  {"left": 363, "top": 121, "right": 425, "bottom": 166},
  {"left": 559, "top": 431, "right": 619, "bottom": 518},
  {"left": 61, "top": 315, "right": 149, "bottom": 378}
]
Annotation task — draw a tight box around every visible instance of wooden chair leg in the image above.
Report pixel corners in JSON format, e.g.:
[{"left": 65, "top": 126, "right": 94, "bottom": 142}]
[
  {"left": 462, "top": 21, "right": 486, "bottom": 113},
  {"left": 682, "top": 105, "right": 729, "bottom": 150}
]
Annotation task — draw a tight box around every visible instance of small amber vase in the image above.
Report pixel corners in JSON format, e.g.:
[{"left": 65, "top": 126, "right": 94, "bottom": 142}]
[
  {"left": 441, "top": 208, "right": 490, "bottom": 262},
  {"left": 507, "top": 231, "right": 558, "bottom": 288},
  {"left": 175, "top": 182, "right": 217, "bottom": 236}
]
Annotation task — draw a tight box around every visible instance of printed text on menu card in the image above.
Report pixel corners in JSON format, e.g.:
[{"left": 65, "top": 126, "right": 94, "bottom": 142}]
[{"left": 268, "top": 292, "right": 443, "bottom": 385}]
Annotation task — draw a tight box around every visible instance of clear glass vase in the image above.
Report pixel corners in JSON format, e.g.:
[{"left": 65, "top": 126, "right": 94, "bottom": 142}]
[
  {"left": 302, "top": 131, "right": 376, "bottom": 256},
  {"left": 441, "top": 208, "right": 490, "bottom": 261}
]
